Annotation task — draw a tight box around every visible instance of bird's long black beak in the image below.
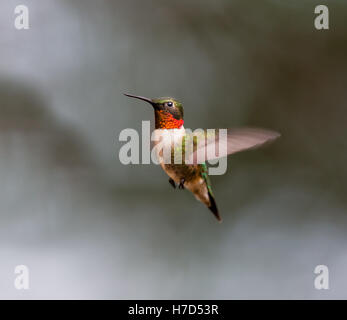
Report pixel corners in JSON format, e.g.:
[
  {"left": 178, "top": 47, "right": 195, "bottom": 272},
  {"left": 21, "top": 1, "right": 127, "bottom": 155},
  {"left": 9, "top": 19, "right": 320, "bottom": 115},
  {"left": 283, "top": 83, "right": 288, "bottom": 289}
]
[{"left": 124, "top": 93, "right": 153, "bottom": 105}]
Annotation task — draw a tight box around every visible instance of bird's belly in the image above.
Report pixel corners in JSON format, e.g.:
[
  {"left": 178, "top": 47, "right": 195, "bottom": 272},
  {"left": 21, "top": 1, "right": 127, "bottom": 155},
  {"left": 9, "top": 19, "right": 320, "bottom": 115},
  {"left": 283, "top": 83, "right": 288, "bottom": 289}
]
[
  {"left": 152, "top": 127, "right": 201, "bottom": 183},
  {"left": 161, "top": 163, "right": 201, "bottom": 184}
]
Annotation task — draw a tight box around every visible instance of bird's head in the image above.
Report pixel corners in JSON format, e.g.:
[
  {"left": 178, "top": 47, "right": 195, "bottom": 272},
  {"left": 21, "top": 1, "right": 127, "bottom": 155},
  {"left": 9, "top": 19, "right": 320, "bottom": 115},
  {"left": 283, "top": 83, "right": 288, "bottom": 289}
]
[{"left": 124, "top": 94, "right": 184, "bottom": 129}]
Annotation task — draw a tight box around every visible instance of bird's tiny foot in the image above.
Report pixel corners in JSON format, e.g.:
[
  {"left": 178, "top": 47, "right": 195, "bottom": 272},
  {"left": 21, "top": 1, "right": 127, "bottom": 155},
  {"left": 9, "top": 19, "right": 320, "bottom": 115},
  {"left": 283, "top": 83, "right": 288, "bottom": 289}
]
[
  {"left": 169, "top": 178, "right": 176, "bottom": 189},
  {"left": 179, "top": 178, "right": 185, "bottom": 189}
]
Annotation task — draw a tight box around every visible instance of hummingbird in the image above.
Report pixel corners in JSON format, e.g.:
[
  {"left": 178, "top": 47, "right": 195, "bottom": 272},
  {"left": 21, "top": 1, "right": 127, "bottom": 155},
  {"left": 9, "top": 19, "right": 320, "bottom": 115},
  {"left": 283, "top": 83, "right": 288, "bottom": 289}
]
[{"left": 124, "top": 93, "right": 280, "bottom": 222}]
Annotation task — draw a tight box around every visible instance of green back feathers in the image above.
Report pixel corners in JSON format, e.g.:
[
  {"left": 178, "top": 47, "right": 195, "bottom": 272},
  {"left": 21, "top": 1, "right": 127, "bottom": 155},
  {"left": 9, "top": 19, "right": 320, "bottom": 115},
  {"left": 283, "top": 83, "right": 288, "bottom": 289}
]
[{"left": 201, "top": 163, "right": 214, "bottom": 196}]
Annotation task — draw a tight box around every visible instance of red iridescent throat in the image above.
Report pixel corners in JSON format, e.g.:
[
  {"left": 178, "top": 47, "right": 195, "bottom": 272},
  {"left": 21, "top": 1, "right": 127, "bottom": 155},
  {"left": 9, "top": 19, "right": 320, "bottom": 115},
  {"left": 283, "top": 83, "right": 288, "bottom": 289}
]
[{"left": 155, "top": 110, "right": 184, "bottom": 129}]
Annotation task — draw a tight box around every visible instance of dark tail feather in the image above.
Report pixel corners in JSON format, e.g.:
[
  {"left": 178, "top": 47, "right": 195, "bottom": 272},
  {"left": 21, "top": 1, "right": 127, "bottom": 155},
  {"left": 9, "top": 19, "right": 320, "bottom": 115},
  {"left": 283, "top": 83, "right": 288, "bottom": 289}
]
[{"left": 207, "top": 190, "right": 222, "bottom": 222}]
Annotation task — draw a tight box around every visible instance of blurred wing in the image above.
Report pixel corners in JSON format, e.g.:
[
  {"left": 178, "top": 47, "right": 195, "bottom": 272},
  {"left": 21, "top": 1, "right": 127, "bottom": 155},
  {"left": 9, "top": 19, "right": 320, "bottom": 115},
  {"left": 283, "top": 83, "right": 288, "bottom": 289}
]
[{"left": 186, "top": 128, "right": 280, "bottom": 164}]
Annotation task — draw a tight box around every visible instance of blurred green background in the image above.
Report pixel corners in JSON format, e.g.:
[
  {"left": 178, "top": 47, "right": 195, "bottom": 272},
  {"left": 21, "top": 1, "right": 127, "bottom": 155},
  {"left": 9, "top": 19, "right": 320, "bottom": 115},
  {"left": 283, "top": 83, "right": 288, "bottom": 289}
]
[{"left": 0, "top": 0, "right": 347, "bottom": 299}]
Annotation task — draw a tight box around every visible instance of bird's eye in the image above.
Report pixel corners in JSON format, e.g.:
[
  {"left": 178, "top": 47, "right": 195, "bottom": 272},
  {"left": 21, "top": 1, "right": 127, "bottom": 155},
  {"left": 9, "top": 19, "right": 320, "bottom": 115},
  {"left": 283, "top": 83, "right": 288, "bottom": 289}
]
[{"left": 167, "top": 102, "right": 173, "bottom": 107}]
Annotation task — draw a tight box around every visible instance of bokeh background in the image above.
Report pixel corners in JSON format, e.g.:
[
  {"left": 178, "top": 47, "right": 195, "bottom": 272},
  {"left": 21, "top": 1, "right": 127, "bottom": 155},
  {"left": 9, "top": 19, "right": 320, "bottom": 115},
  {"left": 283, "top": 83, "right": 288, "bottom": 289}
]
[{"left": 0, "top": 0, "right": 346, "bottom": 299}]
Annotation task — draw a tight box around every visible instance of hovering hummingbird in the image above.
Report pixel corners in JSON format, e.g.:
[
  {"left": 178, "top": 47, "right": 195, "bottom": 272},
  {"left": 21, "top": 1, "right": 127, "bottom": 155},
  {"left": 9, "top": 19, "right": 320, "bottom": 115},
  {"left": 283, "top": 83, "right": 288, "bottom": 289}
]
[{"left": 124, "top": 93, "right": 280, "bottom": 222}]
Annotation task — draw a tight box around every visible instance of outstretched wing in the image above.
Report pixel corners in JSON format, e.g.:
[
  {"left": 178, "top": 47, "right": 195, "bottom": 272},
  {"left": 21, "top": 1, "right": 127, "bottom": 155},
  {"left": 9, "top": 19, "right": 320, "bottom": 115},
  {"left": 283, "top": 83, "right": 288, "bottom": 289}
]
[{"left": 185, "top": 128, "right": 280, "bottom": 164}]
